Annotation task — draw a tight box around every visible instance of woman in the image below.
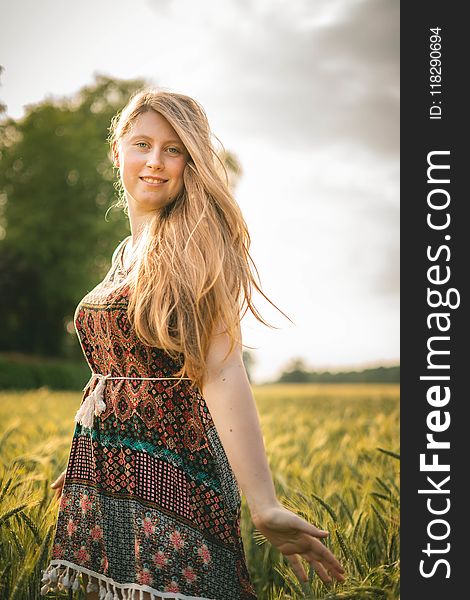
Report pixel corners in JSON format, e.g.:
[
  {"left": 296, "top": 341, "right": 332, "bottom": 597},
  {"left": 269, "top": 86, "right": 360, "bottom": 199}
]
[{"left": 41, "top": 89, "right": 345, "bottom": 599}]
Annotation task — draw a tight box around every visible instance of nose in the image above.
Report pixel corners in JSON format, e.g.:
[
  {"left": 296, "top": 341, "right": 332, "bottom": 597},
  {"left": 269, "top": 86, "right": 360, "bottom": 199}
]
[{"left": 146, "top": 148, "right": 164, "bottom": 169}]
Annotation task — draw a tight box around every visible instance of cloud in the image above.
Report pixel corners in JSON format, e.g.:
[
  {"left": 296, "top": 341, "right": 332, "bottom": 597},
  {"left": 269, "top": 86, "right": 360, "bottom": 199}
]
[{"left": 152, "top": 0, "right": 399, "bottom": 156}]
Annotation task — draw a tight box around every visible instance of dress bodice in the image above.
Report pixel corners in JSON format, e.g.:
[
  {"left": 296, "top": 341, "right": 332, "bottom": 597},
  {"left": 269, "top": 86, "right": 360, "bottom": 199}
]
[{"left": 73, "top": 237, "right": 185, "bottom": 382}]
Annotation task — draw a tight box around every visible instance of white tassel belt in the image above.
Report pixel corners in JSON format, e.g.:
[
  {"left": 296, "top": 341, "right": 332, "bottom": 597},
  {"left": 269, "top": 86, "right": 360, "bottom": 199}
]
[{"left": 74, "top": 372, "right": 191, "bottom": 429}]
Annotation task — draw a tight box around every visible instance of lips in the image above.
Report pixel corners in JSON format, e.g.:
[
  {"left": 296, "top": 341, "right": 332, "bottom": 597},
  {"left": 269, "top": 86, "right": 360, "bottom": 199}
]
[{"left": 140, "top": 176, "right": 168, "bottom": 184}]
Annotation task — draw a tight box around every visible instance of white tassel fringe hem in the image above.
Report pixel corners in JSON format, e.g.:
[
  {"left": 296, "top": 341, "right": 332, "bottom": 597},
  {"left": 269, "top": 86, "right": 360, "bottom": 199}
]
[{"left": 40, "top": 560, "right": 216, "bottom": 600}]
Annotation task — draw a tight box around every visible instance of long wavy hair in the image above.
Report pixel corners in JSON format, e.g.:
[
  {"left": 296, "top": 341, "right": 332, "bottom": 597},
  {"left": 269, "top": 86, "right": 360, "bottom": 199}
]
[{"left": 107, "top": 88, "right": 290, "bottom": 391}]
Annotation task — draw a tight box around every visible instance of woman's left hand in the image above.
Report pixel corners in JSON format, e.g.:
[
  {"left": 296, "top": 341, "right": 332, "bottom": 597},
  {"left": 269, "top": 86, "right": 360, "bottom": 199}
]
[{"left": 251, "top": 503, "right": 346, "bottom": 586}]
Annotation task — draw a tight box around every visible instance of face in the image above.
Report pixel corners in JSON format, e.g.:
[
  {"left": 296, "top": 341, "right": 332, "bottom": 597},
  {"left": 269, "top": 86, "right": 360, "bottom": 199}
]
[{"left": 114, "top": 110, "right": 189, "bottom": 216}]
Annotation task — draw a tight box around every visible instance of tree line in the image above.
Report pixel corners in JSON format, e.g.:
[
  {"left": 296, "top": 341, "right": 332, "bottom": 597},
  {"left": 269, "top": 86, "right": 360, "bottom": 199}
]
[{"left": 274, "top": 358, "right": 399, "bottom": 383}]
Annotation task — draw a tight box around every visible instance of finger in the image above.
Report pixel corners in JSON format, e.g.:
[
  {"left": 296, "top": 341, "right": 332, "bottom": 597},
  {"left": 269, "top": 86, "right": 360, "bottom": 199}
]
[
  {"left": 320, "top": 557, "right": 346, "bottom": 582},
  {"left": 324, "top": 564, "right": 346, "bottom": 583},
  {"left": 51, "top": 472, "right": 65, "bottom": 488},
  {"left": 304, "top": 556, "right": 344, "bottom": 584},
  {"left": 322, "top": 551, "right": 345, "bottom": 577},
  {"left": 309, "top": 559, "right": 332, "bottom": 585},
  {"left": 285, "top": 554, "right": 308, "bottom": 583},
  {"left": 280, "top": 511, "right": 328, "bottom": 539},
  {"left": 295, "top": 517, "right": 329, "bottom": 539},
  {"left": 310, "top": 539, "right": 345, "bottom": 575}
]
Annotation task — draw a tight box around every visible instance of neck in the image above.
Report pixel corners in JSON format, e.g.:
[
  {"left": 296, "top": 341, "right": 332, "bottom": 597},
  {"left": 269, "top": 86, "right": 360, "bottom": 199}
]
[{"left": 126, "top": 199, "right": 159, "bottom": 248}]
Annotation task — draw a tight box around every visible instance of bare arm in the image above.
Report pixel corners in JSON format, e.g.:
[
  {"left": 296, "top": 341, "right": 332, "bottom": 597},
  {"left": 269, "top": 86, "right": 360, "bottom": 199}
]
[
  {"left": 201, "top": 320, "right": 346, "bottom": 585},
  {"left": 200, "top": 321, "right": 279, "bottom": 521}
]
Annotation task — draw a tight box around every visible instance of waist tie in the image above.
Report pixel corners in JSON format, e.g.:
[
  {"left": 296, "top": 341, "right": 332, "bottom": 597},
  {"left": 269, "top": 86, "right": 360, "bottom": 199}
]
[{"left": 74, "top": 372, "right": 191, "bottom": 429}]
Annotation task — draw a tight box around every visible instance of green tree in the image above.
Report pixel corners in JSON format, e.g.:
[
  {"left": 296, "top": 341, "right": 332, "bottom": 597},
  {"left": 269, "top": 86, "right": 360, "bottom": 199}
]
[
  {"left": 278, "top": 357, "right": 311, "bottom": 383},
  {"left": 0, "top": 74, "right": 146, "bottom": 356}
]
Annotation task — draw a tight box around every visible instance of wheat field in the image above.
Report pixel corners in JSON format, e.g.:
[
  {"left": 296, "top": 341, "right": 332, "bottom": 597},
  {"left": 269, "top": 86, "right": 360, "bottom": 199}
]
[{"left": 0, "top": 383, "right": 399, "bottom": 599}]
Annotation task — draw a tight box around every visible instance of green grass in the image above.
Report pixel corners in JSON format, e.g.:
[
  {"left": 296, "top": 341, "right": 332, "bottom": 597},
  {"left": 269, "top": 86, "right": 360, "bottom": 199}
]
[{"left": 0, "top": 383, "right": 399, "bottom": 599}]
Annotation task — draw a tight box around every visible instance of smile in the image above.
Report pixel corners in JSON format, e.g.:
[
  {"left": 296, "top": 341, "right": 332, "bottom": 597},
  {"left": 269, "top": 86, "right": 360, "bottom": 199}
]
[{"left": 140, "top": 177, "right": 168, "bottom": 185}]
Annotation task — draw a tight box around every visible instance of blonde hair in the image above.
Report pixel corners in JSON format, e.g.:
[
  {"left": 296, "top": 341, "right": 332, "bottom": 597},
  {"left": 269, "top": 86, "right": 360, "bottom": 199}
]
[{"left": 107, "top": 88, "right": 290, "bottom": 391}]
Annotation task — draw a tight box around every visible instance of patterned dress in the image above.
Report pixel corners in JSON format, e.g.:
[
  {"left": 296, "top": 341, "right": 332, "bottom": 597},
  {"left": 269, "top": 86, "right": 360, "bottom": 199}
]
[{"left": 41, "top": 237, "right": 258, "bottom": 600}]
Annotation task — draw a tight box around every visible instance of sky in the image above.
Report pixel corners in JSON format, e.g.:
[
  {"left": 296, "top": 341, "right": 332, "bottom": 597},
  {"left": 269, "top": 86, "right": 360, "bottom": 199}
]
[{"left": 0, "top": 0, "right": 400, "bottom": 383}]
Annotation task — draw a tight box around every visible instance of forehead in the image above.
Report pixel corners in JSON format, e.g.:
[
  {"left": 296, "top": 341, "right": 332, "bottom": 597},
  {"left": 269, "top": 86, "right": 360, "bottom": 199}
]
[{"left": 126, "top": 110, "right": 182, "bottom": 142}]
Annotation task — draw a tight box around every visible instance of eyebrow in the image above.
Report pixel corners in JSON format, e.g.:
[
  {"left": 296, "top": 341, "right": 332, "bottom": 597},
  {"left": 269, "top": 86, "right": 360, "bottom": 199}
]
[{"left": 128, "top": 134, "right": 183, "bottom": 145}]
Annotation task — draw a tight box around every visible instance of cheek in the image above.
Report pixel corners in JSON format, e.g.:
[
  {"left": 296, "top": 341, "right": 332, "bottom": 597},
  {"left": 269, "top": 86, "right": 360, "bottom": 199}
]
[
  {"left": 126, "top": 153, "right": 142, "bottom": 169},
  {"left": 120, "top": 155, "right": 141, "bottom": 180},
  {"left": 172, "top": 161, "right": 187, "bottom": 185}
]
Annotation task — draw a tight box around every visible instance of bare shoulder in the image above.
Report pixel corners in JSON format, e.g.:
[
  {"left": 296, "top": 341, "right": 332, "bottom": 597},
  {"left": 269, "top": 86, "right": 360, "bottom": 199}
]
[{"left": 206, "top": 319, "right": 243, "bottom": 371}]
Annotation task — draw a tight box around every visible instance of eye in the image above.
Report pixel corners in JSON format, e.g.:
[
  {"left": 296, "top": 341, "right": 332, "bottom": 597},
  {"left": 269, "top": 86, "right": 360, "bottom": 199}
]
[
  {"left": 167, "top": 147, "right": 181, "bottom": 154},
  {"left": 136, "top": 142, "right": 149, "bottom": 149}
]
